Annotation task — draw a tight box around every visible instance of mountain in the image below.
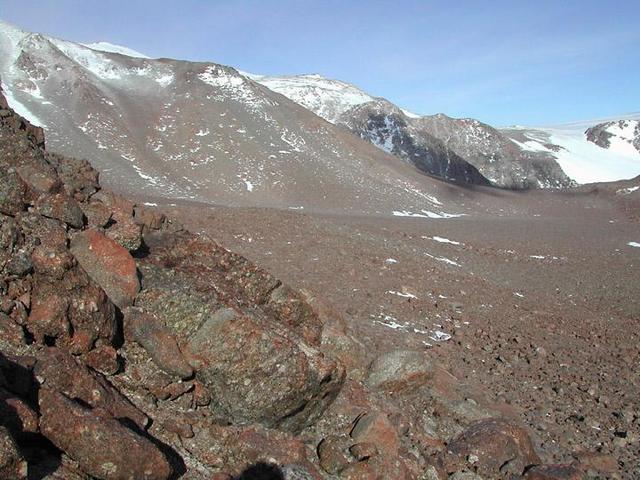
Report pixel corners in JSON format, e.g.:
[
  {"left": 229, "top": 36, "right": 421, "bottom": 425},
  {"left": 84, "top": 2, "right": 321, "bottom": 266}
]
[
  {"left": 250, "top": 73, "right": 573, "bottom": 188},
  {"left": 501, "top": 115, "right": 640, "bottom": 184},
  {"left": 2, "top": 19, "right": 639, "bottom": 196},
  {"left": 0, "top": 20, "right": 469, "bottom": 217},
  {"left": 250, "top": 74, "right": 640, "bottom": 188}
]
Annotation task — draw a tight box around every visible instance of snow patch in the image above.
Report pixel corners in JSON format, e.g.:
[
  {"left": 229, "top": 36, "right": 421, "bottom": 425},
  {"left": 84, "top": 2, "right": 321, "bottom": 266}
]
[
  {"left": 393, "top": 210, "right": 465, "bottom": 219},
  {"left": 386, "top": 290, "right": 417, "bottom": 299},
  {"left": 82, "top": 41, "right": 149, "bottom": 58},
  {"left": 628, "top": 242, "right": 640, "bottom": 248},
  {"left": 1, "top": 83, "right": 45, "bottom": 126},
  {"left": 617, "top": 186, "right": 639, "bottom": 195},
  {"left": 428, "top": 236, "right": 462, "bottom": 245}
]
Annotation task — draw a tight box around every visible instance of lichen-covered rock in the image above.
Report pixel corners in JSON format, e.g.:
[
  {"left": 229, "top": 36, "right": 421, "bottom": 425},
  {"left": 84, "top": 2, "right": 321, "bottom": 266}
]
[
  {"left": 39, "top": 388, "right": 171, "bottom": 480},
  {"left": 366, "top": 350, "right": 434, "bottom": 391},
  {"left": 70, "top": 229, "right": 139, "bottom": 308},
  {"left": 123, "top": 307, "right": 193, "bottom": 379},
  {"left": 35, "top": 192, "right": 84, "bottom": 229},
  {"left": 188, "top": 307, "right": 344, "bottom": 432}
]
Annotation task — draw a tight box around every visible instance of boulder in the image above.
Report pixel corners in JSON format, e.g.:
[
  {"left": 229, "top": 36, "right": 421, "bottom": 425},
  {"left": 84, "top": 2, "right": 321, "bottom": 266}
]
[
  {"left": 366, "top": 350, "right": 434, "bottom": 391},
  {"left": 39, "top": 388, "right": 172, "bottom": 480},
  {"left": 35, "top": 192, "right": 84, "bottom": 229},
  {"left": 443, "top": 418, "right": 540, "bottom": 477},
  {"left": 70, "top": 229, "right": 139, "bottom": 308},
  {"left": 35, "top": 348, "right": 148, "bottom": 429},
  {"left": 187, "top": 307, "right": 344, "bottom": 432},
  {"left": 28, "top": 268, "right": 116, "bottom": 352}
]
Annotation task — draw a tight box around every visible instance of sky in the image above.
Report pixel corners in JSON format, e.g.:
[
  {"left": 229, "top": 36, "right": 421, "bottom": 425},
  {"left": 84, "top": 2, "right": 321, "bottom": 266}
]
[{"left": 1, "top": 0, "right": 639, "bottom": 126}]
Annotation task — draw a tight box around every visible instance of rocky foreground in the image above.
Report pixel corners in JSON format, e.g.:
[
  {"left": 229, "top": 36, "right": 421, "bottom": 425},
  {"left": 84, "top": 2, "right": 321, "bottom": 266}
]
[{"left": 0, "top": 86, "right": 614, "bottom": 479}]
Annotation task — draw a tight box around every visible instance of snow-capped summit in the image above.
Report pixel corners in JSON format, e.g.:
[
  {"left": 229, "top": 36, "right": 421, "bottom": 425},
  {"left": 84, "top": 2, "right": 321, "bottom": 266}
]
[
  {"left": 246, "top": 72, "right": 375, "bottom": 124},
  {"left": 501, "top": 116, "right": 640, "bottom": 184},
  {"left": 81, "top": 41, "right": 150, "bottom": 59}
]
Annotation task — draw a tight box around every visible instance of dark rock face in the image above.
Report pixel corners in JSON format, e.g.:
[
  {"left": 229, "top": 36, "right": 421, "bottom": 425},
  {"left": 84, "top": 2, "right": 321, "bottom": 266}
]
[
  {"left": 342, "top": 101, "right": 490, "bottom": 186},
  {"left": 339, "top": 102, "right": 573, "bottom": 189},
  {"left": 415, "top": 114, "right": 572, "bottom": 189},
  {"left": 586, "top": 119, "right": 640, "bottom": 153}
]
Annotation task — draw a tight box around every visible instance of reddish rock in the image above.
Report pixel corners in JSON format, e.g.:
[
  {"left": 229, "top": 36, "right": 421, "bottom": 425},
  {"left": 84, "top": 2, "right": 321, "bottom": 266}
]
[
  {"left": 123, "top": 307, "right": 193, "bottom": 379},
  {"left": 349, "top": 442, "right": 378, "bottom": 462},
  {"left": 35, "top": 348, "right": 148, "bottom": 429},
  {"left": 70, "top": 229, "right": 139, "bottom": 308},
  {"left": 81, "top": 200, "right": 113, "bottom": 228},
  {"left": 524, "top": 464, "right": 584, "bottom": 480},
  {"left": 443, "top": 418, "right": 540, "bottom": 477},
  {"left": 187, "top": 307, "right": 344, "bottom": 432},
  {"left": 0, "top": 389, "right": 39, "bottom": 433},
  {"left": 0, "top": 426, "right": 27, "bottom": 479},
  {"left": 15, "top": 162, "right": 60, "bottom": 195},
  {"left": 317, "top": 434, "right": 354, "bottom": 474},
  {"left": 47, "top": 153, "right": 99, "bottom": 201},
  {"left": 30, "top": 245, "right": 75, "bottom": 279},
  {"left": 134, "top": 206, "right": 166, "bottom": 231},
  {"left": 104, "top": 211, "right": 142, "bottom": 252},
  {"left": 0, "top": 313, "right": 27, "bottom": 346},
  {"left": 35, "top": 192, "right": 84, "bottom": 229},
  {"left": 0, "top": 168, "right": 28, "bottom": 216},
  {"left": 265, "top": 284, "right": 322, "bottom": 345},
  {"left": 182, "top": 422, "right": 322, "bottom": 477},
  {"left": 27, "top": 292, "right": 71, "bottom": 343},
  {"left": 39, "top": 388, "right": 172, "bottom": 480},
  {"left": 574, "top": 452, "right": 618, "bottom": 474},
  {"left": 83, "top": 345, "right": 120, "bottom": 375},
  {"left": 350, "top": 412, "right": 400, "bottom": 458},
  {"left": 28, "top": 271, "right": 116, "bottom": 352}
]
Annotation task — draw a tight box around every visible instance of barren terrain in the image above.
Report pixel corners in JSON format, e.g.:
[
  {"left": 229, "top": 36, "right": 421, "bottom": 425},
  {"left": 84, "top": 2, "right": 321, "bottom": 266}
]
[{"left": 147, "top": 181, "right": 640, "bottom": 477}]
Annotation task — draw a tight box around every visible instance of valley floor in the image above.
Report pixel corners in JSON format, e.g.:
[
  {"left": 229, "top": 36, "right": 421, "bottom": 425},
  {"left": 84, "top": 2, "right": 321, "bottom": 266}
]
[{"left": 142, "top": 185, "right": 640, "bottom": 477}]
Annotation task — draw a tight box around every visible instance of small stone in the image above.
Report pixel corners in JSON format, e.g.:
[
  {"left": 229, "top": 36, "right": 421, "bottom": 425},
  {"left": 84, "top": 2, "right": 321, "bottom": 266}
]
[
  {"left": 317, "top": 435, "right": 352, "bottom": 474},
  {"left": 349, "top": 442, "right": 378, "bottom": 461}
]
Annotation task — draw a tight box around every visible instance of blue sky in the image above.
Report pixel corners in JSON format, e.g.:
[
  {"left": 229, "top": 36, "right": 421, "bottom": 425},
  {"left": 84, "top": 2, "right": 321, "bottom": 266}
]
[{"left": 2, "top": 0, "right": 639, "bottom": 125}]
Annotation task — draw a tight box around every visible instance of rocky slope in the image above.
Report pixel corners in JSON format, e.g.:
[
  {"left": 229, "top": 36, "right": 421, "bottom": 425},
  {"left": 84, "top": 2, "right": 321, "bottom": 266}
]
[
  {"left": 249, "top": 74, "right": 573, "bottom": 189},
  {"left": 250, "top": 74, "right": 640, "bottom": 189},
  {"left": 0, "top": 76, "right": 601, "bottom": 479},
  {"left": 0, "top": 20, "right": 467, "bottom": 217}
]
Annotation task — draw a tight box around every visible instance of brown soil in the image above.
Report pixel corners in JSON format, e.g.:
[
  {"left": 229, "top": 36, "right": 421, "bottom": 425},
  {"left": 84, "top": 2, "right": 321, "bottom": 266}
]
[{"left": 149, "top": 185, "right": 640, "bottom": 478}]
